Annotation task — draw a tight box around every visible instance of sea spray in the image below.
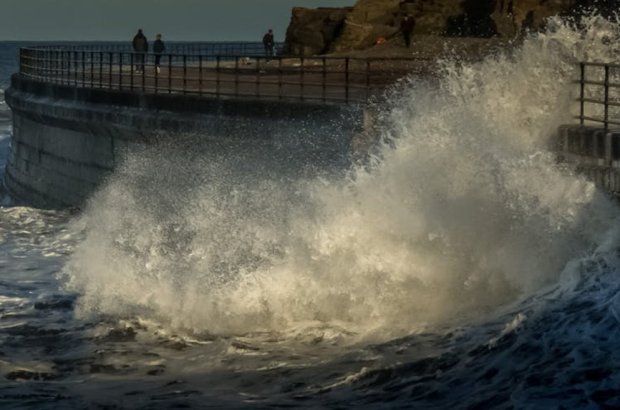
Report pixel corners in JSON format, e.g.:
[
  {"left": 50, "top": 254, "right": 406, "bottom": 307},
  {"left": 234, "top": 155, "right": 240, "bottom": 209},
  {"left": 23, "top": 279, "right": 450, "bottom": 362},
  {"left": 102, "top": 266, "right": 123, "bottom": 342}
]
[{"left": 63, "top": 16, "right": 620, "bottom": 341}]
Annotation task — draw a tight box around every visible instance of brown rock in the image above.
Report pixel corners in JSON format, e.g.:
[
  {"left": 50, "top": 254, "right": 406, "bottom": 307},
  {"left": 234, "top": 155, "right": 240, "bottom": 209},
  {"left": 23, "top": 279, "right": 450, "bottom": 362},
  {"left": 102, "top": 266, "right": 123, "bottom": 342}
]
[
  {"left": 491, "top": 0, "right": 574, "bottom": 38},
  {"left": 284, "top": 0, "right": 580, "bottom": 56},
  {"left": 284, "top": 7, "right": 352, "bottom": 56}
]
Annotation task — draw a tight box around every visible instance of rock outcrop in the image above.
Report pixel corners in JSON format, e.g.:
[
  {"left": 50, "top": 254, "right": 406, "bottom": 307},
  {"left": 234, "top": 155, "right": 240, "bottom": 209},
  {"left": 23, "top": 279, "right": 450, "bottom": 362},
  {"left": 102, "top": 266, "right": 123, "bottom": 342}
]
[
  {"left": 283, "top": 7, "right": 352, "bottom": 56},
  {"left": 284, "top": 0, "right": 582, "bottom": 55}
]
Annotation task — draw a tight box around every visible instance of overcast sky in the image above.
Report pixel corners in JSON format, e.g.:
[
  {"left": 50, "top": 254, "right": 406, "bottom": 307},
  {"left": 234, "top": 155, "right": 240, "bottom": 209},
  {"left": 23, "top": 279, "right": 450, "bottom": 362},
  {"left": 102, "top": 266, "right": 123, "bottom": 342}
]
[{"left": 0, "top": 0, "right": 356, "bottom": 41}]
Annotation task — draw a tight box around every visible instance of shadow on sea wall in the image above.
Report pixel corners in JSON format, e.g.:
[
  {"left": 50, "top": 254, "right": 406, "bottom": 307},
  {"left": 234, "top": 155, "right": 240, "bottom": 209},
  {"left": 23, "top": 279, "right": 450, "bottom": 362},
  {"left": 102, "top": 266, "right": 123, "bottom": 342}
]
[{"left": 4, "top": 75, "right": 363, "bottom": 208}]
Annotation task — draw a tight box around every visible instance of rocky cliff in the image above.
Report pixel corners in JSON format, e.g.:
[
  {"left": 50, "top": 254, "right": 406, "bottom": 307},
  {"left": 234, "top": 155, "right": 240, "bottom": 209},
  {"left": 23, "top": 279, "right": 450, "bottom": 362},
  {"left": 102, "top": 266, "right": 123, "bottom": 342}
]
[
  {"left": 283, "top": 7, "right": 352, "bottom": 56},
  {"left": 284, "top": 0, "right": 582, "bottom": 55}
]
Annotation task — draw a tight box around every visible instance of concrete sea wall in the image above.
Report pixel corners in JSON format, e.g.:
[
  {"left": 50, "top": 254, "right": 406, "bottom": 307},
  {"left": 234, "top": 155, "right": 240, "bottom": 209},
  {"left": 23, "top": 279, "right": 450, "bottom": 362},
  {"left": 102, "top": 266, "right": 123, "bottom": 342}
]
[
  {"left": 557, "top": 124, "right": 620, "bottom": 196},
  {"left": 4, "top": 75, "right": 362, "bottom": 208}
]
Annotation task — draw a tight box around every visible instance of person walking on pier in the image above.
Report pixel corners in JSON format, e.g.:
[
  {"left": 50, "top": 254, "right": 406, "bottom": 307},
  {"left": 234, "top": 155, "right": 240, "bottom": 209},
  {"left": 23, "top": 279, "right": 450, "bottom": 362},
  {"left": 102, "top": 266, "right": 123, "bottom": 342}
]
[
  {"left": 263, "top": 29, "right": 275, "bottom": 57},
  {"left": 400, "top": 15, "right": 416, "bottom": 48},
  {"left": 153, "top": 34, "right": 165, "bottom": 74},
  {"left": 132, "top": 29, "right": 149, "bottom": 72}
]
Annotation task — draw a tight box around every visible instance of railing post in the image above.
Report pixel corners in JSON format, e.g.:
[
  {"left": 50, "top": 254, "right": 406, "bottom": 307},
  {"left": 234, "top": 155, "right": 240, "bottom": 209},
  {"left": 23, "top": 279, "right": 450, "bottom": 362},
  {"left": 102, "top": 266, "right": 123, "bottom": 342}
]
[
  {"left": 44, "top": 49, "right": 48, "bottom": 79},
  {"left": 300, "top": 56, "right": 305, "bottom": 101},
  {"left": 58, "top": 50, "right": 62, "bottom": 84},
  {"left": 25, "top": 48, "right": 31, "bottom": 77},
  {"left": 40, "top": 49, "right": 45, "bottom": 78},
  {"left": 62, "top": 50, "right": 67, "bottom": 84},
  {"left": 52, "top": 50, "right": 57, "bottom": 82},
  {"left": 63, "top": 50, "right": 67, "bottom": 83},
  {"left": 32, "top": 48, "right": 37, "bottom": 78},
  {"left": 81, "top": 51, "right": 86, "bottom": 86},
  {"left": 73, "top": 50, "right": 78, "bottom": 85},
  {"left": 46, "top": 49, "right": 51, "bottom": 80},
  {"left": 278, "top": 57, "right": 283, "bottom": 100},
  {"left": 183, "top": 54, "right": 187, "bottom": 94},
  {"left": 256, "top": 56, "right": 260, "bottom": 97},
  {"left": 216, "top": 55, "right": 221, "bottom": 97},
  {"left": 130, "top": 53, "right": 134, "bottom": 90},
  {"left": 57, "top": 50, "right": 61, "bottom": 84},
  {"left": 98, "top": 52, "right": 103, "bottom": 88},
  {"left": 604, "top": 64, "right": 610, "bottom": 130},
  {"left": 90, "top": 51, "right": 94, "bottom": 87},
  {"left": 168, "top": 54, "right": 172, "bottom": 94},
  {"left": 30, "top": 49, "right": 35, "bottom": 78},
  {"left": 142, "top": 54, "right": 146, "bottom": 91},
  {"left": 38, "top": 49, "right": 43, "bottom": 79},
  {"left": 118, "top": 53, "right": 123, "bottom": 90},
  {"left": 234, "top": 56, "right": 239, "bottom": 97},
  {"left": 69, "top": 50, "right": 73, "bottom": 84},
  {"left": 36, "top": 49, "right": 41, "bottom": 78},
  {"left": 108, "top": 52, "right": 113, "bottom": 88},
  {"left": 580, "top": 62, "right": 585, "bottom": 126},
  {"left": 322, "top": 57, "right": 326, "bottom": 102},
  {"left": 366, "top": 59, "right": 371, "bottom": 101},
  {"left": 345, "top": 57, "right": 350, "bottom": 103},
  {"left": 154, "top": 54, "right": 159, "bottom": 94},
  {"left": 64, "top": 50, "right": 68, "bottom": 84},
  {"left": 199, "top": 54, "right": 203, "bottom": 95}
]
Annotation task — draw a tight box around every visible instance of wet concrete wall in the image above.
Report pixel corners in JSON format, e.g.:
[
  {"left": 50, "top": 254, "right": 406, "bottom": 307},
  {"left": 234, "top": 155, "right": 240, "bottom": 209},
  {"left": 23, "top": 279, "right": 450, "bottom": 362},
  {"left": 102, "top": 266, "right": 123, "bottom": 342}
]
[
  {"left": 557, "top": 124, "right": 620, "bottom": 196},
  {"left": 4, "top": 75, "right": 362, "bottom": 208}
]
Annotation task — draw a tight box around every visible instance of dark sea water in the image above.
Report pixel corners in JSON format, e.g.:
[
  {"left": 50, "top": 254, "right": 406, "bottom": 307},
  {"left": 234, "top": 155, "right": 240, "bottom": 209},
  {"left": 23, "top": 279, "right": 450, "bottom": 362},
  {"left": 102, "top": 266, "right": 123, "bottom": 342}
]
[{"left": 2, "top": 21, "right": 620, "bottom": 410}]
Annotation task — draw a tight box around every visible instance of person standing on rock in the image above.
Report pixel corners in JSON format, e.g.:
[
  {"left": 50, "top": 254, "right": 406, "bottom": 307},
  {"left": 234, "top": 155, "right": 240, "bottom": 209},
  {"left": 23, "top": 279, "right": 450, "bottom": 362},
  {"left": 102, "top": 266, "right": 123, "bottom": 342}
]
[
  {"left": 263, "top": 29, "right": 275, "bottom": 57},
  {"left": 400, "top": 15, "right": 416, "bottom": 48},
  {"left": 132, "top": 29, "right": 149, "bottom": 72},
  {"left": 153, "top": 34, "right": 165, "bottom": 74}
]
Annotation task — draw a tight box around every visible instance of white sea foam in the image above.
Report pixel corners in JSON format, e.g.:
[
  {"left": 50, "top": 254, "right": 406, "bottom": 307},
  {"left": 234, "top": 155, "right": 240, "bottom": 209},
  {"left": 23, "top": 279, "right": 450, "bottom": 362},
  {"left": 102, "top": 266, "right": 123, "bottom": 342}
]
[{"left": 64, "top": 16, "right": 620, "bottom": 342}]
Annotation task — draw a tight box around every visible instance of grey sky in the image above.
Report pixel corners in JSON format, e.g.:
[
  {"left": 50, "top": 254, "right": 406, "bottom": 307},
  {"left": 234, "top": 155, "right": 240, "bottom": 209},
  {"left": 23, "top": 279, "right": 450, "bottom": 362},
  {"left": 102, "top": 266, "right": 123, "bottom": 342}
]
[{"left": 0, "top": 0, "right": 356, "bottom": 41}]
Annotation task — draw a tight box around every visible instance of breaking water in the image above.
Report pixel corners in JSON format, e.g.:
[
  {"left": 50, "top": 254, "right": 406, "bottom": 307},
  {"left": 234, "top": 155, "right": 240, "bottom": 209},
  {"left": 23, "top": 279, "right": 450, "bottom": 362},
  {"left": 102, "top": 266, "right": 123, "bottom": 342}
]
[{"left": 2, "top": 19, "right": 620, "bottom": 409}]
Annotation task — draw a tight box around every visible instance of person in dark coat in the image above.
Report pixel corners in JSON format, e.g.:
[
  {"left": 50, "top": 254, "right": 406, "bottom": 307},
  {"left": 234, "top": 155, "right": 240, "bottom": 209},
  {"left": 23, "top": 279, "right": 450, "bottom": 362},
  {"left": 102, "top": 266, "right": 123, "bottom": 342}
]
[
  {"left": 132, "top": 29, "right": 148, "bottom": 72},
  {"left": 263, "top": 29, "right": 275, "bottom": 57},
  {"left": 400, "top": 15, "right": 416, "bottom": 48},
  {"left": 153, "top": 34, "right": 165, "bottom": 73}
]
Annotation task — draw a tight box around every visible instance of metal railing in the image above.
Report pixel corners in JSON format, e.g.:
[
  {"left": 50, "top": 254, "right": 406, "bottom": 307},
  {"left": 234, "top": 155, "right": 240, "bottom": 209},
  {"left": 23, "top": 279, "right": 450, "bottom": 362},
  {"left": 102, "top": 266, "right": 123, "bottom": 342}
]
[
  {"left": 29, "top": 42, "right": 284, "bottom": 57},
  {"left": 577, "top": 62, "right": 620, "bottom": 130},
  {"left": 18, "top": 46, "right": 427, "bottom": 104}
]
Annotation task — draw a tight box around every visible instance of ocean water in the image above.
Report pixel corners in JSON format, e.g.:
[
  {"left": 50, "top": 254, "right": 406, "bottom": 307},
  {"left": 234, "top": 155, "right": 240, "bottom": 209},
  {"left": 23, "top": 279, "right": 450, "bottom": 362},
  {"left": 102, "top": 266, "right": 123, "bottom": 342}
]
[{"left": 2, "top": 19, "right": 620, "bottom": 409}]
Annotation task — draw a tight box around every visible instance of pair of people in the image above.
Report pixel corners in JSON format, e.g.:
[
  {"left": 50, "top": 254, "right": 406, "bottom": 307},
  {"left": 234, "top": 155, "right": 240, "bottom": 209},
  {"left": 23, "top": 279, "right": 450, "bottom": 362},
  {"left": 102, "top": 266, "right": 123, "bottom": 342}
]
[{"left": 132, "top": 29, "right": 166, "bottom": 73}]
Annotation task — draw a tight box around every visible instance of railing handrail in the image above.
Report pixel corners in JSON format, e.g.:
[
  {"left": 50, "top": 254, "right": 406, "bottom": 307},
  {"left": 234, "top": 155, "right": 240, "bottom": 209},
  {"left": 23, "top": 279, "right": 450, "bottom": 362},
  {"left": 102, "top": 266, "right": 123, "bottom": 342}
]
[
  {"left": 19, "top": 45, "right": 432, "bottom": 62},
  {"left": 17, "top": 45, "right": 430, "bottom": 104},
  {"left": 576, "top": 61, "right": 620, "bottom": 130},
  {"left": 579, "top": 61, "right": 620, "bottom": 70},
  {"left": 22, "top": 42, "right": 286, "bottom": 56}
]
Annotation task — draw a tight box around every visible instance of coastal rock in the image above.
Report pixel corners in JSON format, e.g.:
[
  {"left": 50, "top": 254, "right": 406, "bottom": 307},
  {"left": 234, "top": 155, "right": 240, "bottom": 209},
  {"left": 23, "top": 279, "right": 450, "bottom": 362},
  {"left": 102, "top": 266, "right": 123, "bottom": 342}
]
[
  {"left": 332, "top": 0, "right": 463, "bottom": 51},
  {"left": 284, "top": 7, "right": 352, "bottom": 56},
  {"left": 491, "top": 0, "right": 574, "bottom": 38},
  {"left": 285, "top": 0, "right": 578, "bottom": 54}
]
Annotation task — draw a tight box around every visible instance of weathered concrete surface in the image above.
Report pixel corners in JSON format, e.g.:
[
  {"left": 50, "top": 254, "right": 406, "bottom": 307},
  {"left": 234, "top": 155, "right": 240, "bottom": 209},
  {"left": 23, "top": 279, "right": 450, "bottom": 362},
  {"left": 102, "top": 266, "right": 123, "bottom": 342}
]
[
  {"left": 4, "top": 74, "right": 363, "bottom": 208},
  {"left": 557, "top": 124, "right": 620, "bottom": 196}
]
